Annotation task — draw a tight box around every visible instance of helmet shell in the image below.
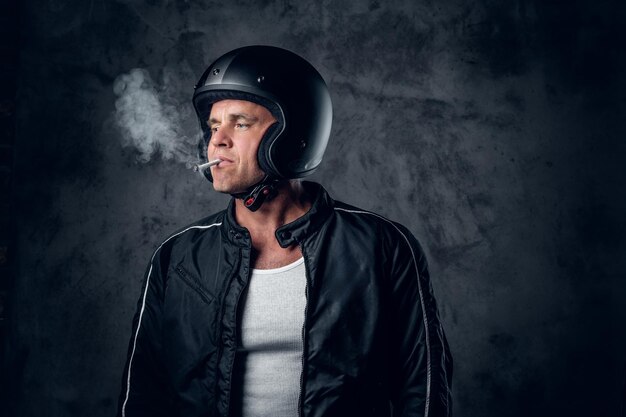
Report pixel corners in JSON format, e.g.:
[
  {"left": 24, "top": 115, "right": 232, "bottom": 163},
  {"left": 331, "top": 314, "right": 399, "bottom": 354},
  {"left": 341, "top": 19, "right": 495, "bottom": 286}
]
[{"left": 192, "top": 45, "right": 333, "bottom": 180}]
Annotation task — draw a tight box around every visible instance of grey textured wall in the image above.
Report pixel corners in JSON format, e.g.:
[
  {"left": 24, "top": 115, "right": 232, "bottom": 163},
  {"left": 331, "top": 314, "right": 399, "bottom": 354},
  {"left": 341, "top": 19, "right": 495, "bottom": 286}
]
[{"left": 2, "top": 0, "right": 626, "bottom": 416}]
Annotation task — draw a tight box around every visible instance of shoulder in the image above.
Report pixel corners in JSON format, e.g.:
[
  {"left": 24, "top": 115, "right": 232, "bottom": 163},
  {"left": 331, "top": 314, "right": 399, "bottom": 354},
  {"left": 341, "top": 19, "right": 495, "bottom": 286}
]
[
  {"left": 332, "top": 200, "right": 413, "bottom": 238},
  {"left": 331, "top": 199, "right": 426, "bottom": 260},
  {"left": 151, "top": 209, "right": 226, "bottom": 261}
]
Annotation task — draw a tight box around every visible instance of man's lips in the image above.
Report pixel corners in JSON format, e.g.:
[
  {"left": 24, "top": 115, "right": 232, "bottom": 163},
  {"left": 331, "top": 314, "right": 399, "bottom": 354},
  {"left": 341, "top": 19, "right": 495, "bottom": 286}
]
[{"left": 213, "top": 156, "right": 234, "bottom": 167}]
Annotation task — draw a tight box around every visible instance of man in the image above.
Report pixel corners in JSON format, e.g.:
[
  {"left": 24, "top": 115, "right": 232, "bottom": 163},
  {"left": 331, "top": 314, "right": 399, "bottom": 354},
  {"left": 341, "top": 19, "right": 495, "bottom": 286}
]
[{"left": 117, "top": 45, "right": 452, "bottom": 417}]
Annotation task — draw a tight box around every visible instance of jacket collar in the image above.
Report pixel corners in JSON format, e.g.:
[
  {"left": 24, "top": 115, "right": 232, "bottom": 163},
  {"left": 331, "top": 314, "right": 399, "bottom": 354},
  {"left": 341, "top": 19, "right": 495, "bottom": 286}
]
[{"left": 222, "top": 181, "right": 334, "bottom": 248}]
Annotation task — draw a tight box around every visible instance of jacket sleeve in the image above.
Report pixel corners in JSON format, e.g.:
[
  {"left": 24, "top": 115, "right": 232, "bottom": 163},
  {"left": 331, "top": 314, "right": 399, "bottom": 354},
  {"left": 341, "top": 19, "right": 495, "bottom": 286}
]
[
  {"left": 117, "top": 245, "right": 175, "bottom": 417},
  {"left": 386, "top": 223, "right": 453, "bottom": 417}
]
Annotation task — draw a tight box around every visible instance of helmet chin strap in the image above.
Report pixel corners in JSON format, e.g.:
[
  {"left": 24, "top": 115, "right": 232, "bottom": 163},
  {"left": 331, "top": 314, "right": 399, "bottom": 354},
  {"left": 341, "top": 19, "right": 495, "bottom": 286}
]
[{"left": 231, "top": 175, "right": 279, "bottom": 212}]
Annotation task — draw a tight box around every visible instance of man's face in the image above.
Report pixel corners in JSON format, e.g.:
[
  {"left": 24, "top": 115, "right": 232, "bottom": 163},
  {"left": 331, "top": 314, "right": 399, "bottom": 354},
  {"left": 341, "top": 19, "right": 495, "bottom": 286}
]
[{"left": 207, "top": 99, "right": 276, "bottom": 194}]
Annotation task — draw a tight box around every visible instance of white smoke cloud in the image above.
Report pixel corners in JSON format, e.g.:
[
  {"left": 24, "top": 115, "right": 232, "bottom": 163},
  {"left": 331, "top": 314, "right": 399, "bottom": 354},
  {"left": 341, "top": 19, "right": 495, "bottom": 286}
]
[{"left": 112, "top": 68, "right": 201, "bottom": 164}]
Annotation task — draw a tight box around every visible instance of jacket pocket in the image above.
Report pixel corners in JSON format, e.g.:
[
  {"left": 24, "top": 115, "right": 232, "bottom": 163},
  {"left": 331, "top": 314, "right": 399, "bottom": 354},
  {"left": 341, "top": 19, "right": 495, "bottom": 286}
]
[{"left": 172, "top": 263, "right": 215, "bottom": 306}]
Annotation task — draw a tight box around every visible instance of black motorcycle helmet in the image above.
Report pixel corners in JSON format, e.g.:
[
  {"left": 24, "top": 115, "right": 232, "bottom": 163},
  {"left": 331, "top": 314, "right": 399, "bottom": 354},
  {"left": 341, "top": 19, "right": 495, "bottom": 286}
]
[{"left": 192, "top": 45, "right": 332, "bottom": 210}]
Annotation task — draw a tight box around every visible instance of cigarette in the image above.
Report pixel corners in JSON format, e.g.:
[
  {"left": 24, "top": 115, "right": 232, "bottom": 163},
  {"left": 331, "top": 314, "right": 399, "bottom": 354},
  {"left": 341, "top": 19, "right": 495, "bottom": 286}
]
[{"left": 193, "top": 159, "right": 222, "bottom": 172}]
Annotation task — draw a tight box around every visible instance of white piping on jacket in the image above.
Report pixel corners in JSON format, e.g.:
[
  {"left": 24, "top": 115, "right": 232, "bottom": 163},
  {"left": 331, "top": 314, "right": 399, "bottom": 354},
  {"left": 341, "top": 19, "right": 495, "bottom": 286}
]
[
  {"left": 333, "top": 207, "right": 432, "bottom": 417},
  {"left": 121, "top": 222, "right": 223, "bottom": 417}
]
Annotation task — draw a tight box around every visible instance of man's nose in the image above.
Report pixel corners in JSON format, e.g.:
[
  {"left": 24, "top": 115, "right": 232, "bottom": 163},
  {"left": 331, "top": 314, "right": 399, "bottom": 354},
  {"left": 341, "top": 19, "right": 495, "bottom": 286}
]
[{"left": 209, "top": 127, "right": 231, "bottom": 147}]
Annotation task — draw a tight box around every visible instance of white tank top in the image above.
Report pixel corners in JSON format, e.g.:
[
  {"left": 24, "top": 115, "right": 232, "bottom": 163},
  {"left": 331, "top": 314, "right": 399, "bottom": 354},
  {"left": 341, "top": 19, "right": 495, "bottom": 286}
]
[{"left": 231, "top": 257, "right": 307, "bottom": 417}]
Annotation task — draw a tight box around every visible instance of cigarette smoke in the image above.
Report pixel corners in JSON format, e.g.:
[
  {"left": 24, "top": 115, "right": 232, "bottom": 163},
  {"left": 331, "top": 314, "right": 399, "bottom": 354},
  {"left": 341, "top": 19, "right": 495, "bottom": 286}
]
[{"left": 112, "top": 68, "right": 201, "bottom": 165}]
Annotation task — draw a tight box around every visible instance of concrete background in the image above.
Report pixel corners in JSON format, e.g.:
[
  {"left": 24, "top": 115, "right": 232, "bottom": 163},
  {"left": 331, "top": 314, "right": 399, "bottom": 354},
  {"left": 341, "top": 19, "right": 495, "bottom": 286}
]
[{"left": 2, "top": 0, "right": 626, "bottom": 416}]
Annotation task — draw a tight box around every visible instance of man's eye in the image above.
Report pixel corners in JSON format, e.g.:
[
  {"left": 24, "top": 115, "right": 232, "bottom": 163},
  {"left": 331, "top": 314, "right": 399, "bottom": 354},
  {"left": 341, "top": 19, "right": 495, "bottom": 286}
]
[
  {"left": 210, "top": 126, "right": 219, "bottom": 132},
  {"left": 235, "top": 123, "right": 250, "bottom": 129}
]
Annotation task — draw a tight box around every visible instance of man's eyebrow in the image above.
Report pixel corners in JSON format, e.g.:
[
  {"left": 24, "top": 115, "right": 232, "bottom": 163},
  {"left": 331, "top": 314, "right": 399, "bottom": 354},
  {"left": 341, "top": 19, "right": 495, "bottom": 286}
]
[
  {"left": 230, "top": 113, "right": 259, "bottom": 122},
  {"left": 208, "top": 113, "right": 259, "bottom": 126}
]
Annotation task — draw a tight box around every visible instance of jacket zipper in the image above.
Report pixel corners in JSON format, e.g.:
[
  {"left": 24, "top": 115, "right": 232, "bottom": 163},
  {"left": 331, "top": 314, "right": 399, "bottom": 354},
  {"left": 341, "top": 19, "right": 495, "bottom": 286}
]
[
  {"left": 297, "top": 242, "right": 311, "bottom": 417},
  {"left": 224, "top": 247, "right": 251, "bottom": 417},
  {"left": 215, "top": 248, "right": 242, "bottom": 415},
  {"left": 174, "top": 266, "right": 213, "bottom": 305},
  {"left": 221, "top": 242, "right": 310, "bottom": 416}
]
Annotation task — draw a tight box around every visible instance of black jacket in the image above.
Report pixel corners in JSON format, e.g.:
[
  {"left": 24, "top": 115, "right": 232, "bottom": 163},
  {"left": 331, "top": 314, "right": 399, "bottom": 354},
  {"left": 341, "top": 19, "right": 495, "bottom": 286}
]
[{"left": 117, "top": 182, "right": 452, "bottom": 417}]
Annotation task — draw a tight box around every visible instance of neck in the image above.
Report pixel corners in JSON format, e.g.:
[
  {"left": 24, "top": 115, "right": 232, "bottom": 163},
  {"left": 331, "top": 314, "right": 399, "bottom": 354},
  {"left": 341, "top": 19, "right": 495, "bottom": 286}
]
[{"left": 234, "top": 180, "right": 312, "bottom": 236}]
